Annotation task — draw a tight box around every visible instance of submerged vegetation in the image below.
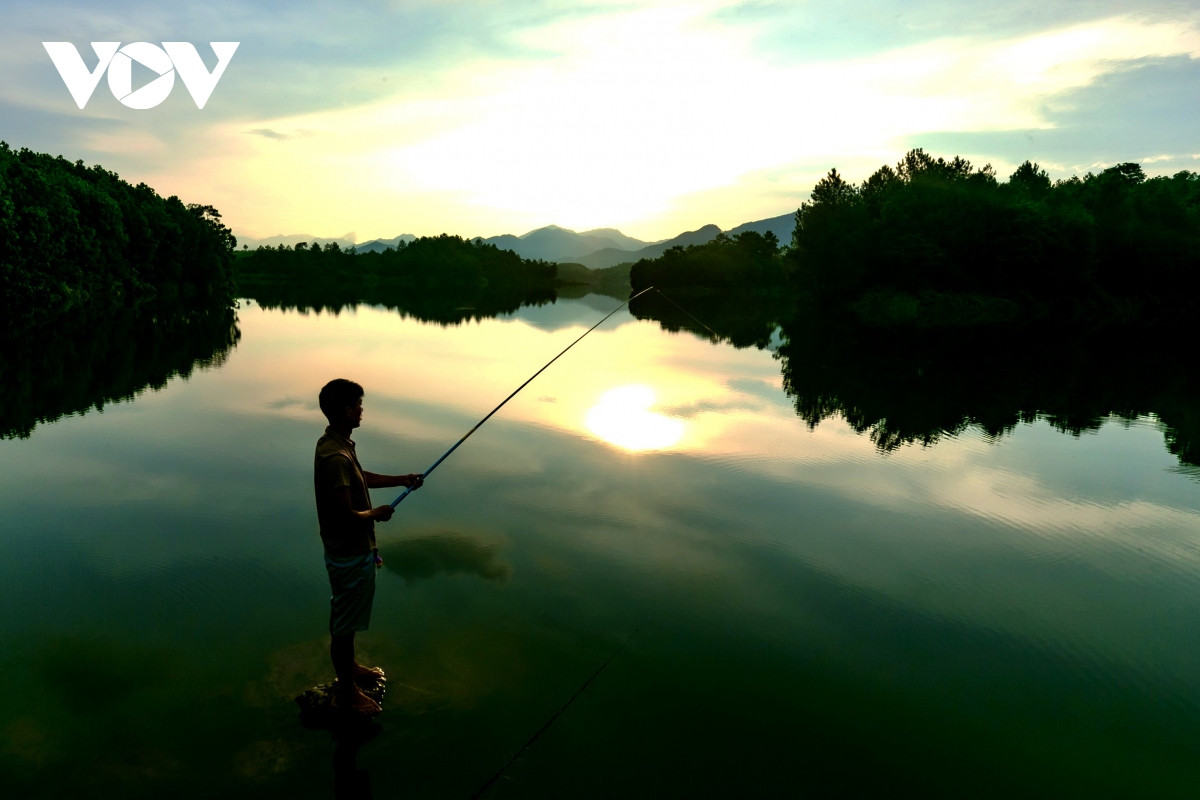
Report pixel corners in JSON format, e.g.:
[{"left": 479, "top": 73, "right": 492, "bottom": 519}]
[{"left": 0, "top": 142, "right": 236, "bottom": 331}]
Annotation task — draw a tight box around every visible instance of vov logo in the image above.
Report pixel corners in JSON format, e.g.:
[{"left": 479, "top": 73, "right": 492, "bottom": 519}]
[{"left": 43, "top": 42, "right": 239, "bottom": 109}]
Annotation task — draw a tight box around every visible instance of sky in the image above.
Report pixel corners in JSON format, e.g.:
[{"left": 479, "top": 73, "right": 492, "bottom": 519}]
[{"left": 1, "top": 0, "right": 1198, "bottom": 243}]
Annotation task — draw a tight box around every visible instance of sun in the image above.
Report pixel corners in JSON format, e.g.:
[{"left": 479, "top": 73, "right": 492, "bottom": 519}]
[{"left": 585, "top": 385, "right": 684, "bottom": 452}]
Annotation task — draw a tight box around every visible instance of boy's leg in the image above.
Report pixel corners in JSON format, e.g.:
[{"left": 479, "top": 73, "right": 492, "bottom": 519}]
[
  {"left": 330, "top": 632, "right": 382, "bottom": 681},
  {"left": 331, "top": 632, "right": 380, "bottom": 712},
  {"left": 326, "top": 552, "right": 382, "bottom": 714},
  {"left": 331, "top": 632, "right": 356, "bottom": 682}
]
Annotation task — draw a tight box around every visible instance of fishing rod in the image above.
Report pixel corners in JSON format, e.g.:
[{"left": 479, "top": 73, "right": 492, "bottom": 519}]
[
  {"left": 391, "top": 286, "right": 655, "bottom": 507},
  {"left": 470, "top": 628, "right": 639, "bottom": 799}
]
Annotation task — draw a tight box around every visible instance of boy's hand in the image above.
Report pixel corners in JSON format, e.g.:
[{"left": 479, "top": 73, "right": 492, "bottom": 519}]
[
  {"left": 407, "top": 473, "right": 424, "bottom": 489},
  {"left": 371, "top": 505, "right": 395, "bottom": 522}
]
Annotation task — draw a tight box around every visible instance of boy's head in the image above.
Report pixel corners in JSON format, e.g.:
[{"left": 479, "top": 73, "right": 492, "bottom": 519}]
[{"left": 319, "top": 378, "right": 365, "bottom": 428}]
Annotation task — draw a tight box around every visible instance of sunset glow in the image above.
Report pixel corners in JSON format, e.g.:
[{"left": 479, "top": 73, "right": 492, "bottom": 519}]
[
  {"left": 585, "top": 385, "right": 686, "bottom": 451},
  {"left": 4, "top": 2, "right": 1197, "bottom": 243}
]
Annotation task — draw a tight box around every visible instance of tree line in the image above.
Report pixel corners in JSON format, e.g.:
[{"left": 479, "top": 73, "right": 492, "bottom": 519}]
[
  {"left": 235, "top": 235, "right": 559, "bottom": 323},
  {"left": 631, "top": 150, "right": 1200, "bottom": 327},
  {"left": 0, "top": 142, "right": 237, "bottom": 331}
]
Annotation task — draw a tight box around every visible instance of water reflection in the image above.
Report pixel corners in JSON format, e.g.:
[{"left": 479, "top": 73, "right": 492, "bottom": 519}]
[
  {"left": 0, "top": 301, "right": 239, "bottom": 439},
  {"left": 629, "top": 290, "right": 1200, "bottom": 469},
  {"left": 776, "top": 318, "right": 1200, "bottom": 468},
  {"left": 33, "top": 637, "right": 175, "bottom": 713},
  {"left": 234, "top": 282, "right": 1200, "bottom": 470},
  {"left": 243, "top": 281, "right": 555, "bottom": 327},
  {"left": 585, "top": 385, "right": 685, "bottom": 451},
  {"left": 377, "top": 532, "right": 511, "bottom": 584},
  {"left": 3, "top": 289, "right": 1200, "bottom": 795},
  {"left": 332, "top": 723, "right": 380, "bottom": 800}
]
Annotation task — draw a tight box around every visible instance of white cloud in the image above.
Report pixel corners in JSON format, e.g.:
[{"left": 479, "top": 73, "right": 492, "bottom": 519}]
[{"left": 192, "top": 7, "right": 1200, "bottom": 238}]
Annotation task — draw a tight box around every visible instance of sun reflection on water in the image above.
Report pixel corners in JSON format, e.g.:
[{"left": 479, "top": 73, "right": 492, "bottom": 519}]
[{"left": 585, "top": 385, "right": 684, "bottom": 451}]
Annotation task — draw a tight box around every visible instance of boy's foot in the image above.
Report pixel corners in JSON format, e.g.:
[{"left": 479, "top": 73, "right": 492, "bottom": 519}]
[
  {"left": 352, "top": 663, "right": 385, "bottom": 685},
  {"left": 331, "top": 684, "right": 381, "bottom": 716}
]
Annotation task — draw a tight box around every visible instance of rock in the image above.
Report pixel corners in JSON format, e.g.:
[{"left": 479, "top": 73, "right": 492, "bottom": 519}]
[{"left": 294, "top": 671, "right": 387, "bottom": 728}]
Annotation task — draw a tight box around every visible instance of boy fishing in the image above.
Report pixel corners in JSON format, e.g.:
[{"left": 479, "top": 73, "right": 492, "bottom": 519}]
[{"left": 314, "top": 378, "right": 423, "bottom": 715}]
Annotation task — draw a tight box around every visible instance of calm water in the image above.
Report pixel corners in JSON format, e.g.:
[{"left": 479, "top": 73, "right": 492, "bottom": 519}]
[{"left": 3, "top": 296, "right": 1200, "bottom": 797}]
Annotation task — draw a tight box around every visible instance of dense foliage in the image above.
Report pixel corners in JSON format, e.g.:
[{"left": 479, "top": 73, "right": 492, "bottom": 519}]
[
  {"left": 628, "top": 149, "right": 1200, "bottom": 327},
  {"left": 791, "top": 150, "right": 1200, "bottom": 323},
  {"left": 629, "top": 230, "right": 787, "bottom": 295},
  {"left": 236, "top": 235, "right": 559, "bottom": 323},
  {"left": 0, "top": 142, "right": 237, "bottom": 329}
]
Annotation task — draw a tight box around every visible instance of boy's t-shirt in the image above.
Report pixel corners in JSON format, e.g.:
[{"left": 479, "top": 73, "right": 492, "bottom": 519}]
[{"left": 314, "top": 427, "right": 376, "bottom": 557}]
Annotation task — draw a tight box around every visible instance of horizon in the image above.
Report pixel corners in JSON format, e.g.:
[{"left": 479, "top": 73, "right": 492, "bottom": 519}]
[
  {"left": 3, "top": 1, "right": 1198, "bottom": 243},
  {"left": 239, "top": 217, "right": 756, "bottom": 248}
]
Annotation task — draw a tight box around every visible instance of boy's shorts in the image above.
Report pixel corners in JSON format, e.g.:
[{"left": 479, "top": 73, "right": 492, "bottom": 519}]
[{"left": 325, "top": 549, "right": 377, "bottom": 635}]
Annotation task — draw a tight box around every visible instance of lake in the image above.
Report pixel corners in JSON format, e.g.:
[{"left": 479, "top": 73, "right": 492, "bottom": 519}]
[{"left": 3, "top": 295, "right": 1200, "bottom": 797}]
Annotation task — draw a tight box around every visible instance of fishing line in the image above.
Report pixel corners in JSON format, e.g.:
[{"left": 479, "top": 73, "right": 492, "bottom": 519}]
[
  {"left": 391, "top": 286, "right": 655, "bottom": 507},
  {"left": 470, "top": 629, "right": 639, "bottom": 800},
  {"left": 650, "top": 288, "right": 721, "bottom": 339}
]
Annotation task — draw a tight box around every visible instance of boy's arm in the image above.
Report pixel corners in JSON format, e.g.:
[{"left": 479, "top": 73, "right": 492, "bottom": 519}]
[
  {"left": 320, "top": 455, "right": 396, "bottom": 521},
  {"left": 363, "top": 471, "right": 424, "bottom": 489},
  {"left": 333, "top": 486, "right": 394, "bottom": 522}
]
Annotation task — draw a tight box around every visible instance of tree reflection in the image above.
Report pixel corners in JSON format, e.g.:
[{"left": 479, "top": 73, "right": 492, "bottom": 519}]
[
  {"left": 776, "top": 317, "right": 1200, "bottom": 466},
  {"left": 630, "top": 292, "right": 1200, "bottom": 469},
  {"left": 0, "top": 301, "right": 239, "bottom": 439},
  {"left": 243, "top": 286, "right": 556, "bottom": 327}
]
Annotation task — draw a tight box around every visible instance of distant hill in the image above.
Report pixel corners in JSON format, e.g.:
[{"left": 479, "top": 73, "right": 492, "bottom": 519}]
[
  {"left": 571, "top": 224, "right": 723, "bottom": 269},
  {"left": 725, "top": 213, "right": 794, "bottom": 244},
  {"left": 559, "top": 214, "right": 796, "bottom": 269},
  {"left": 579, "top": 227, "right": 661, "bottom": 250},
  {"left": 480, "top": 225, "right": 652, "bottom": 262},
  {"left": 238, "top": 212, "right": 796, "bottom": 266},
  {"left": 353, "top": 234, "right": 417, "bottom": 254},
  {"left": 236, "top": 232, "right": 358, "bottom": 251}
]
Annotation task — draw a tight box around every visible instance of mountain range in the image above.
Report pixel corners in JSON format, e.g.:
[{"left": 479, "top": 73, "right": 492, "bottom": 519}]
[
  {"left": 234, "top": 232, "right": 359, "bottom": 250},
  {"left": 239, "top": 211, "right": 796, "bottom": 266}
]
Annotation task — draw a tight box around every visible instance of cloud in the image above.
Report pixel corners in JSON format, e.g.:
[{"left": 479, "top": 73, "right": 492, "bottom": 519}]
[
  {"left": 246, "top": 128, "right": 290, "bottom": 140},
  {"left": 3, "top": 1, "right": 1198, "bottom": 240},
  {"left": 196, "top": 8, "right": 1200, "bottom": 238},
  {"left": 910, "top": 54, "right": 1200, "bottom": 177}
]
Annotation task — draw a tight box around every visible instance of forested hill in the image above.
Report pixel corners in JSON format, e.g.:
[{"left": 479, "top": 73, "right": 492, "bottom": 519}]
[
  {"left": 0, "top": 142, "right": 237, "bottom": 331},
  {"left": 791, "top": 151, "right": 1200, "bottom": 323},
  {"left": 632, "top": 150, "right": 1200, "bottom": 328}
]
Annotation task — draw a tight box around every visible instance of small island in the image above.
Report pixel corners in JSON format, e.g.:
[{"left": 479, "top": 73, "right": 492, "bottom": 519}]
[{"left": 234, "top": 234, "right": 558, "bottom": 323}]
